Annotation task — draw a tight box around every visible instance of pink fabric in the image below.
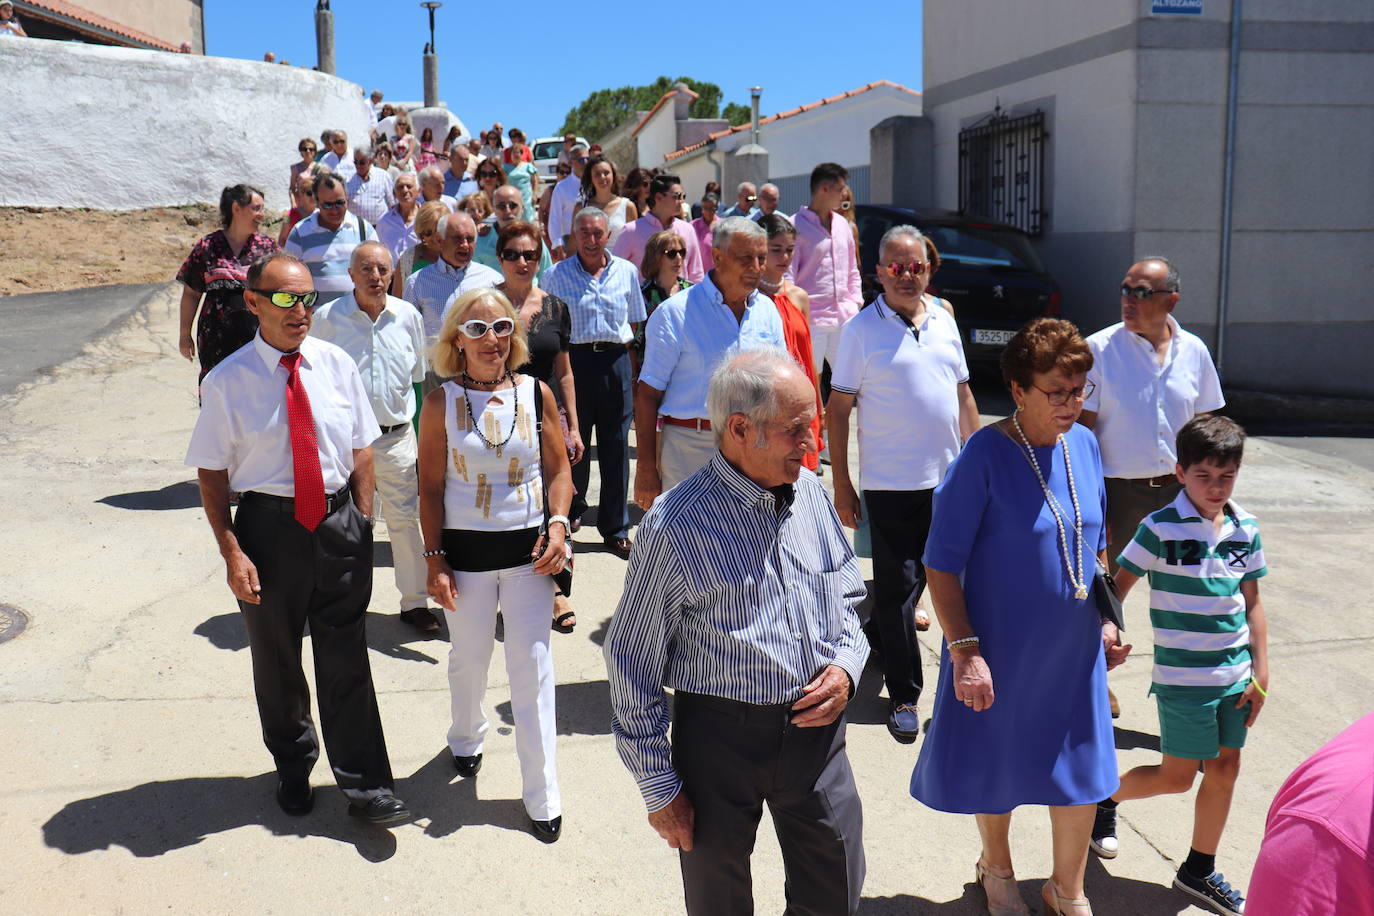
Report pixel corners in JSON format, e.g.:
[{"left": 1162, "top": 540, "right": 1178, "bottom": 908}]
[
  {"left": 1248, "top": 712, "right": 1374, "bottom": 915},
  {"left": 690, "top": 217, "right": 715, "bottom": 273},
  {"left": 788, "top": 205, "right": 862, "bottom": 328},
  {"left": 611, "top": 213, "right": 705, "bottom": 284}
]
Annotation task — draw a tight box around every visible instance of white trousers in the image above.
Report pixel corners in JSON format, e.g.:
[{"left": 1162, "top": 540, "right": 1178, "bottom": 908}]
[
  {"left": 373, "top": 425, "right": 428, "bottom": 611},
  {"left": 657, "top": 424, "right": 717, "bottom": 493},
  {"left": 810, "top": 322, "right": 843, "bottom": 376},
  {"left": 444, "top": 563, "right": 560, "bottom": 820}
]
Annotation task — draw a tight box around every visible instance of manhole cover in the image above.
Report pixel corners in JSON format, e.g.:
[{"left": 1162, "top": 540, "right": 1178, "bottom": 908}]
[{"left": 0, "top": 604, "right": 29, "bottom": 645}]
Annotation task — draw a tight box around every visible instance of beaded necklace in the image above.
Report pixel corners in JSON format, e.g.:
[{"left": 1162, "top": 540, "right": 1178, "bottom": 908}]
[
  {"left": 1010, "top": 414, "right": 1089, "bottom": 599},
  {"left": 461, "top": 371, "right": 518, "bottom": 450}
]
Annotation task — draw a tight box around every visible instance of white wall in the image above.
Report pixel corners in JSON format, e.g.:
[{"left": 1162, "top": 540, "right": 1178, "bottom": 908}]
[
  {"left": 635, "top": 103, "right": 680, "bottom": 173},
  {"left": 0, "top": 38, "right": 373, "bottom": 211}
]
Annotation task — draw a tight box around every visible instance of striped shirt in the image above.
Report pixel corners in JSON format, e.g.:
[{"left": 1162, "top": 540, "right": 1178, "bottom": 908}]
[
  {"left": 345, "top": 169, "right": 395, "bottom": 225},
  {"left": 542, "top": 252, "right": 646, "bottom": 345},
  {"left": 604, "top": 451, "right": 869, "bottom": 812},
  {"left": 1118, "top": 490, "right": 1267, "bottom": 698},
  {"left": 401, "top": 257, "right": 503, "bottom": 345},
  {"left": 283, "top": 211, "right": 377, "bottom": 304}
]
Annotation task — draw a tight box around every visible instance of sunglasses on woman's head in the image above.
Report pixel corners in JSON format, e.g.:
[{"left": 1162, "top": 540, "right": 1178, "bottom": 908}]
[
  {"left": 458, "top": 317, "right": 516, "bottom": 339},
  {"left": 500, "top": 249, "right": 539, "bottom": 263},
  {"left": 250, "top": 289, "right": 319, "bottom": 310}
]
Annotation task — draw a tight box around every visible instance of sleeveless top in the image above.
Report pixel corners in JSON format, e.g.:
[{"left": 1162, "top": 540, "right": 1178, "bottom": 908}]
[
  {"left": 601, "top": 197, "right": 629, "bottom": 246},
  {"left": 442, "top": 376, "right": 544, "bottom": 532}
]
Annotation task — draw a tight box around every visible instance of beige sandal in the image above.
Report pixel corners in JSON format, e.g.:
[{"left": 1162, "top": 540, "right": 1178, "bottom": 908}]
[
  {"left": 974, "top": 859, "right": 1030, "bottom": 915},
  {"left": 1041, "top": 879, "right": 1092, "bottom": 915}
]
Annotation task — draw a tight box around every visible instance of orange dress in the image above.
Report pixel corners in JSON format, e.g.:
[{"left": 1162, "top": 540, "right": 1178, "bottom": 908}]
[{"left": 772, "top": 289, "right": 825, "bottom": 471}]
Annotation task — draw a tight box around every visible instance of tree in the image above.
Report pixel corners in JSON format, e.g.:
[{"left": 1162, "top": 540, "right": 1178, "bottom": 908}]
[
  {"left": 722, "top": 102, "right": 752, "bottom": 128},
  {"left": 559, "top": 76, "right": 731, "bottom": 141}
]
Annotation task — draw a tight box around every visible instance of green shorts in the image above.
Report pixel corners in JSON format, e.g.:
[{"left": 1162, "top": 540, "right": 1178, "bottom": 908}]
[{"left": 1156, "top": 692, "right": 1252, "bottom": 760}]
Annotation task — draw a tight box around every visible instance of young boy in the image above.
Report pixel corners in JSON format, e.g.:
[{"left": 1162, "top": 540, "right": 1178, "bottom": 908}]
[{"left": 1091, "top": 415, "right": 1270, "bottom": 916}]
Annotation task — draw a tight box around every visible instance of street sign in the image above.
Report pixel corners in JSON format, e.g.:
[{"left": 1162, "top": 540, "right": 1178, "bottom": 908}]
[{"left": 1152, "top": 0, "right": 1203, "bottom": 13}]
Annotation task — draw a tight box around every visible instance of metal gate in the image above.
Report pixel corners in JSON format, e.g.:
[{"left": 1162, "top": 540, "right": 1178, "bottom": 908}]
[{"left": 958, "top": 109, "right": 1048, "bottom": 235}]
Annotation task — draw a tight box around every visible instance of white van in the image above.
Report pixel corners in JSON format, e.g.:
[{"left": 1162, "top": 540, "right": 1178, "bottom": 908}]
[{"left": 531, "top": 136, "right": 589, "bottom": 182}]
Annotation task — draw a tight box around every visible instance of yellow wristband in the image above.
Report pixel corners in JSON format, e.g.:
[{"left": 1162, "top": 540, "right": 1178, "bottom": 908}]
[{"left": 1250, "top": 677, "right": 1268, "bottom": 698}]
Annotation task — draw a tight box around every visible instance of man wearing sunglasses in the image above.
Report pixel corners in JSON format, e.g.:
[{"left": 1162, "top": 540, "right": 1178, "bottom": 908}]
[
  {"left": 720, "top": 181, "right": 760, "bottom": 220},
  {"left": 321, "top": 130, "right": 356, "bottom": 181},
  {"left": 284, "top": 173, "right": 379, "bottom": 306},
  {"left": 1081, "top": 257, "right": 1224, "bottom": 579},
  {"left": 547, "top": 143, "right": 589, "bottom": 261},
  {"left": 473, "top": 186, "right": 551, "bottom": 279},
  {"left": 186, "top": 251, "right": 410, "bottom": 825},
  {"left": 403, "top": 211, "right": 502, "bottom": 350},
  {"left": 612, "top": 174, "right": 706, "bottom": 285}
]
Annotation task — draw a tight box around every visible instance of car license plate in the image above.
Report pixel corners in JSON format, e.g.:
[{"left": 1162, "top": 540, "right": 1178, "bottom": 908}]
[{"left": 972, "top": 328, "right": 1015, "bottom": 345}]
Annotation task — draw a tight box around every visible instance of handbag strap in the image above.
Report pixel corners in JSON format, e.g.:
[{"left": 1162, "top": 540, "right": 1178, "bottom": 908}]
[{"left": 533, "top": 377, "right": 551, "bottom": 532}]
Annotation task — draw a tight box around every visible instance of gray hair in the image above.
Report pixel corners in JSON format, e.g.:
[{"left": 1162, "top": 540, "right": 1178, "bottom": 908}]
[
  {"left": 712, "top": 215, "right": 766, "bottom": 251},
  {"left": 878, "top": 224, "right": 927, "bottom": 262},
  {"left": 574, "top": 206, "right": 608, "bottom": 229},
  {"left": 437, "top": 210, "right": 475, "bottom": 239},
  {"left": 418, "top": 165, "right": 445, "bottom": 184},
  {"left": 352, "top": 145, "right": 372, "bottom": 161},
  {"left": 760, "top": 183, "right": 779, "bottom": 196},
  {"left": 736, "top": 181, "right": 756, "bottom": 195},
  {"left": 1137, "top": 255, "right": 1181, "bottom": 293},
  {"left": 393, "top": 171, "right": 418, "bottom": 188},
  {"left": 570, "top": 143, "right": 589, "bottom": 156},
  {"left": 349, "top": 240, "right": 393, "bottom": 269},
  {"left": 448, "top": 141, "right": 468, "bottom": 157},
  {"left": 707, "top": 347, "right": 800, "bottom": 446},
  {"left": 332, "top": 129, "right": 348, "bottom": 142}
]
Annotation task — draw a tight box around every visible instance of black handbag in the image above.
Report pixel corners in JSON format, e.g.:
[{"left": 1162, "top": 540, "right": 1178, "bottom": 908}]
[
  {"left": 531, "top": 379, "right": 573, "bottom": 596},
  {"left": 1092, "top": 560, "right": 1124, "bottom": 631}
]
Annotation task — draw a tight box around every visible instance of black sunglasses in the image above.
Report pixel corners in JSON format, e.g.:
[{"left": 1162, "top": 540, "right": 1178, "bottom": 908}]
[
  {"left": 478, "top": 170, "right": 500, "bottom": 179},
  {"left": 1121, "top": 285, "right": 1175, "bottom": 300},
  {"left": 500, "top": 249, "right": 539, "bottom": 263},
  {"left": 318, "top": 200, "right": 347, "bottom": 210}
]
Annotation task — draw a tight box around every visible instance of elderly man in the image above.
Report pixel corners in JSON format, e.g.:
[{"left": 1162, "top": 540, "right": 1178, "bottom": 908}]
[
  {"left": 418, "top": 165, "right": 459, "bottom": 213},
  {"left": 402, "top": 211, "right": 502, "bottom": 349},
  {"left": 1082, "top": 256, "right": 1223, "bottom": 567},
  {"left": 345, "top": 147, "right": 395, "bottom": 226},
  {"left": 828, "top": 224, "right": 980, "bottom": 744},
  {"left": 369, "top": 89, "right": 385, "bottom": 116},
  {"left": 719, "top": 182, "right": 759, "bottom": 220},
  {"left": 634, "top": 217, "right": 785, "bottom": 508},
  {"left": 543, "top": 207, "right": 646, "bottom": 557},
  {"left": 546, "top": 143, "right": 589, "bottom": 260},
  {"left": 751, "top": 183, "right": 783, "bottom": 221},
  {"left": 443, "top": 143, "right": 477, "bottom": 199},
  {"left": 284, "top": 172, "right": 377, "bottom": 305},
  {"left": 607, "top": 348, "right": 869, "bottom": 915},
  {"left": 310, "top": 242, "right": 438, "bottom": 634},
  {"left": 612, "top": 173, "right": 706, "bottom": 284},
  {"left": 185, "top": 251, "right": 410, "bottom": 825},
  {"left": 375, "top": 172, "right": 420, "bottom": 265},
  {"left": 321, "top": 130, "right": 356, "bottom": 180},
  {"left": 465, "top": 136, "right": 483, "bottom": 172},
  {"left": 473, "top": 185, "right": 552, "bottom": 279}
]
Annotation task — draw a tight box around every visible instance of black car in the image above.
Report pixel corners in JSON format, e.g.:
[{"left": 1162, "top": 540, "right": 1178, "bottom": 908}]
[{"left": 854, "top": 205, "right": 1061, "bottom": 364}]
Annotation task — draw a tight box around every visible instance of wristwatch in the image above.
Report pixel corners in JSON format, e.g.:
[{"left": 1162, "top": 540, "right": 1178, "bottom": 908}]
[{"left": 547, "top": 514, "right": 571, "bottom": 533}]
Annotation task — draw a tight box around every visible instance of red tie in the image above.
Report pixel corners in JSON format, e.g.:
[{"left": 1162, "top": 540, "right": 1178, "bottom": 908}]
[{"left": 280, "top": 352, "right": 326, "bottom": 531}]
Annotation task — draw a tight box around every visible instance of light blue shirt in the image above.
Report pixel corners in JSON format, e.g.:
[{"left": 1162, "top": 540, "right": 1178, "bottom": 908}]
[
  {"left": 444, "top": 173, "right": 478, "bottom": 200},
  {"left": 402, "top": 258, "right": 503, "bottom": 345},
  {"left": 283, "top": 211, "right": 377, "bottom": 303},
  {"left": 542, "top": 253, "right": 646, "bottom": 345},
  {"left": 638, "top": 274, "right": 786, "bottom": 419}
]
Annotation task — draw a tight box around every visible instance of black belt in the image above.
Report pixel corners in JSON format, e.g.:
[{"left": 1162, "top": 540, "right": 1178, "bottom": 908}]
[
  {"left": 379, "top": 422, "right": 409, "bottom": 434},
  {"left": 1119, "top": 474, "right": 1176, "bottom": 488},
  {"left": 675, "top": 691, "right": 798, "bottom": 728},
  {"left": 240, "top": 483, "right": 352, "bottom": 515},
  {"left": 570, "top": 341, "right": 626, "bottom": 352}
]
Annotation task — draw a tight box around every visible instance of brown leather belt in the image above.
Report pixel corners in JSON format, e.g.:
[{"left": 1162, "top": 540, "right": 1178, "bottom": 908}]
[
  {"left": 661, "top": 415, "right": 712, "bottom": 432},
  {"left": 1123, "top": 474, "right": 1176, "bottom": 488}
]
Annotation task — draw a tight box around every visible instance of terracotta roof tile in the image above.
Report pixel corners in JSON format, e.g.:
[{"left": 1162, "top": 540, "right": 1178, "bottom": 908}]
[
  {"left": 18, "top": 0, "right": 180, "bottom": 52},
  {"left": 664, "top": 80, "right": 921, "bottom": 162}
]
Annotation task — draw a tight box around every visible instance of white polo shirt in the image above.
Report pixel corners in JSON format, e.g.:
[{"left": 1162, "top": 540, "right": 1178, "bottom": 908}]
[
  {"left": 830, "top": 295, "right": 969, "bottom": 491},
  {"left": 309, "top": 293, "right": 426, "bottom": 427},
  {"left": 1085, "top": 316, "right": 1224, "bottom": 479},
  {"left": 185, "top": 334, "right": 381, "bottom": 496}
]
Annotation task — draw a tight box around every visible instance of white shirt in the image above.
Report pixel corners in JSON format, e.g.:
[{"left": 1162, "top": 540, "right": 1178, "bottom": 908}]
[
  {"left": 185, "top": 334, "right": 381, "bottom": 496},
  {"left": 345, "top": 168, "right": 395, "bottom": 225},
  {"left": 321, "top": 150, "right": 356, "bottom": 181},
  {"left": 403, "top": 258, "right": 503, "bottom": 345},
  {"left": 309, "top": 293, "right": 426, "bottom": 426},
  {"left": 830, "top": 295, "right": 969, "bottom": 491},
  {"left": 1084, "top": 316, "right": 1225, "bottom": 478},
  {"left": 546, "top": 175, "right": 582, "bottom": 248}
]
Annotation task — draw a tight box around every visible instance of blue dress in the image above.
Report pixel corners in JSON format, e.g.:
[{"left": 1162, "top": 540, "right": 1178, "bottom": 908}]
[{"left": 911, "top": 423, "right": 1119, "bottom": 814}]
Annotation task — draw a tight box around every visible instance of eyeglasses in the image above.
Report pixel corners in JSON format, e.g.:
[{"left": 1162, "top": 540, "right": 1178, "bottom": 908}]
[
  {"left": 883, "top": 261, "right": 928, "bottom": 277},
  {"left": 745, "top": 195, "right": 759, "bottom": 203},
  {"left": 318, "top": 200, "right": 347, "bottom": 210},
  {"left": 494, "top": 201, "right": 521, "bottom": 211},
  {"left": 477, "top": 170, "right": 500, "bottom": 179},
  {"left": 576, "top": 156, "right": 590, "bottom": 164},
  {"left": 663, "top": 250, "right": 685, "bottom": 260},
  {"left": 458, "top": 317, "right": 517, "bottom": 339},
  {"left": 500, "top": 249, "right": 539, "bottom": 263},
  {"left": 671, "top": 192, "right": 687, "bottom": 201},
  {"left": 250, "top": 289, "right": 319, "bottom": 310},
  {"left": 299, "top": 147, "right": 315, "bottom": 153},
  {"left": 1031, "top": 379, "right": 1096, "bottom": 406},
  {"left": 1121, "top": 285, "right": 1175, "bottom": 300}
]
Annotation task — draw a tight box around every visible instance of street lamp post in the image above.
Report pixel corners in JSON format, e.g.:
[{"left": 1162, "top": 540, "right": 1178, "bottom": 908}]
[{"left": 421, "top": 2, "right": 442, "bottom": 108}]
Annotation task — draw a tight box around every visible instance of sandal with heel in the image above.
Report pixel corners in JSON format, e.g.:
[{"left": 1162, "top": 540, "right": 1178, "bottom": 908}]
[
  {"left": 974, "top": 859, "right": 1030, "bottom": 915},
  {"left": 1041, "top": 879, "right": 1092, "bottom": 915}
]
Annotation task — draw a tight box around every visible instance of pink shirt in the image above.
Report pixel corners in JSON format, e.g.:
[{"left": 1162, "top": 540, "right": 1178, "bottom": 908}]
[
  {"left": 611, "top": 213, "right": 705, "bottom": 284},
  {"left": 690, "top": 217, "right": 715, "bottom": 273},
  {"left": 1248, "top": 712, "right": 1374, "bottom": 915},
  {"left": 789, "top": 205, "right": 862, "bottom": 328}
]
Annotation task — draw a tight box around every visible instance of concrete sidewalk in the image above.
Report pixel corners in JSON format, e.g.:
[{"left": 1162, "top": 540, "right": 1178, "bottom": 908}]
[{"left": 1, "top": 285, "right": 1370, "bottom": 914}]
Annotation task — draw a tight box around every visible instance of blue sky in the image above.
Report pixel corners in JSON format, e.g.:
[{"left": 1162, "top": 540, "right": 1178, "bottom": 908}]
[{"left": 207, "top": 0, "right": 922, "bottom": 139}]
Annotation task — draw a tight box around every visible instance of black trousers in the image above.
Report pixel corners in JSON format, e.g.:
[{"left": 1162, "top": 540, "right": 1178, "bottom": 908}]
[
  {"left": 234, "top": 492, "right": 393, "bottom": 802},
  {"left": 569, "top": 346, "right": 632, "bottom": 539},
  {"left": 862, "top": 488, "right": 933, "bottom": 705},
  {"left": 673, "top": 692, "right": 865, "bottom": 916},
  {"left": 1104, "top": 476, "right": 1183, "bottom": 576}
]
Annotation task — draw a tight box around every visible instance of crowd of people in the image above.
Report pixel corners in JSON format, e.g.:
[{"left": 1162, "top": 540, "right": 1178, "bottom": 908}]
[{"left": 178, "top": 117, "right": 1303, "bottom": 914}]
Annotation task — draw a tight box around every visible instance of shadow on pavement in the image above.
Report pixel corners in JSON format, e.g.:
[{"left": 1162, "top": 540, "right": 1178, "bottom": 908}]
[
  {"left": 97, "top": 480, "right": 201, "bottom": 511},
  {"left": 41, "top": 773, "right": 399, "bottom": 861},
  {"left": 860, "top": 864, "right": 1192, "bottom": 913},
  {"left": 494, "top": 679, "right": 612, "bottom": 736},
  {"left": 403, "top": 749, "right": 529, "bottom": 841},
  {"left": 192, "top": 611, "right": 443, "bottom": 665}
]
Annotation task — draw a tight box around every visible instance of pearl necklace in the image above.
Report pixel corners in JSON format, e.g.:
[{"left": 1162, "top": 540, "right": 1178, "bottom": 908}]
[
  {"left": 1011, "top": 414, "right": 1089, "bottom": 599},
  {"left": 757, "top": 276, "right": 782, "bottom": 294}
]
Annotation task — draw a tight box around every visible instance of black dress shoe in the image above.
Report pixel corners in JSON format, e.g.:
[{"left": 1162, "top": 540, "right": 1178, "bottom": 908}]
[
  {"left": 604, "top": 536, "right": 633, "bottom": 560},
  {"left": 452, "top": 753, "right": 483, "bottom": 777},
  {"left": 347, "top": 794, "right": 412, "bottom": 825},
  {"left": 276, "top": 777, "right": 314, "bottom": 816},
  {"left": 399, "top": 607, "right": 441, "bottom": 633},
  {"left": 530, "top": 815, "right": 562, "bottom": 843}
]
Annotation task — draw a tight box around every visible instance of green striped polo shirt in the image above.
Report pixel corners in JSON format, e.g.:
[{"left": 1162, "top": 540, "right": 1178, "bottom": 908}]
[{"left": 1117, "top": 491, "right": 1267, "bottom": 699}]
